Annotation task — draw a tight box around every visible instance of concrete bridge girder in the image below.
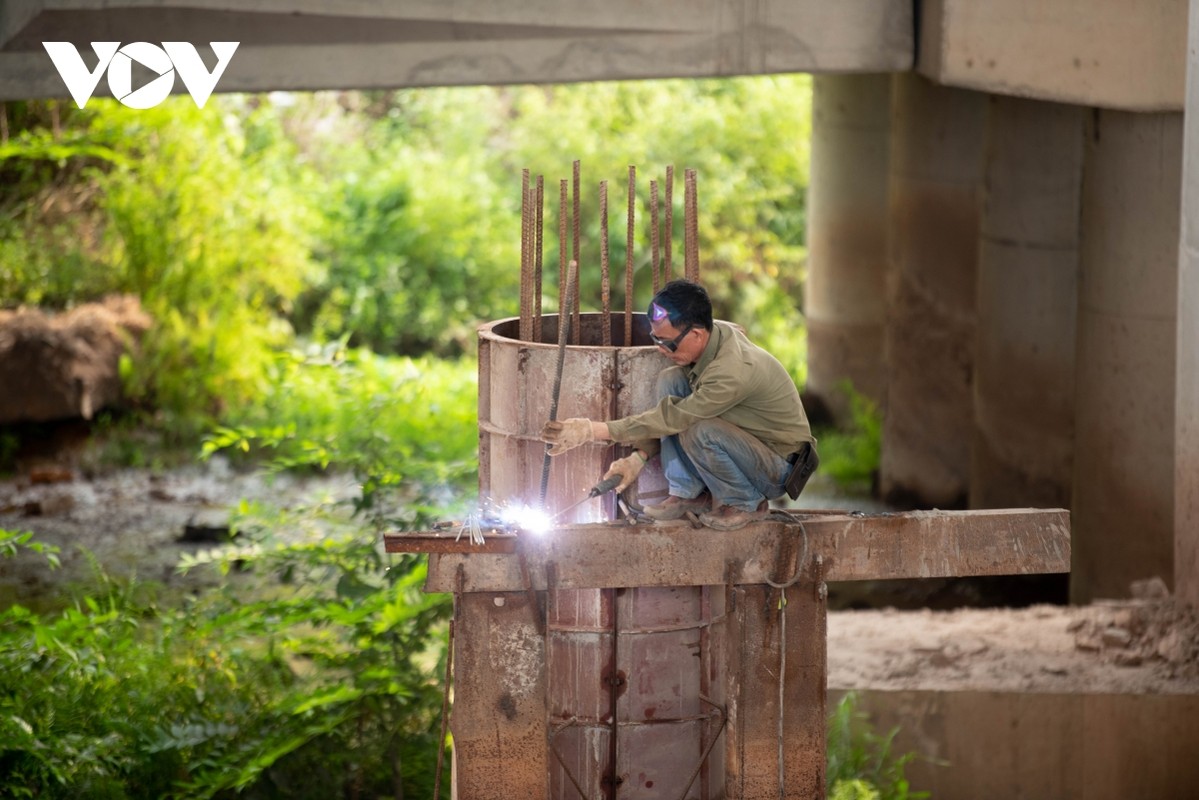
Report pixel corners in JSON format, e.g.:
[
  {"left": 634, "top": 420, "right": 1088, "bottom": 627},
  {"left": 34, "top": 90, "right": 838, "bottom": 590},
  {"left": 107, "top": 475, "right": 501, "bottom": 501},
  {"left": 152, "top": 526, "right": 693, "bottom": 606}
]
[{"left": 0, "top": 0, "right": 913, "bottom": 100}]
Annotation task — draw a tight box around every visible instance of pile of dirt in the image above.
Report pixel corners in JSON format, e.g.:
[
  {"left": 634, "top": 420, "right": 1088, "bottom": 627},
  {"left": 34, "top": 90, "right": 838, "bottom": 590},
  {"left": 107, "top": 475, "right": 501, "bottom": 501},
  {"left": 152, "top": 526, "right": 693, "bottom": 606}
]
[
  {"left": 0, "top": 295, "right": 151, "bottom": 423},
  {"left": 829, "top": 591, "right": 1199, "bottom": 695}
]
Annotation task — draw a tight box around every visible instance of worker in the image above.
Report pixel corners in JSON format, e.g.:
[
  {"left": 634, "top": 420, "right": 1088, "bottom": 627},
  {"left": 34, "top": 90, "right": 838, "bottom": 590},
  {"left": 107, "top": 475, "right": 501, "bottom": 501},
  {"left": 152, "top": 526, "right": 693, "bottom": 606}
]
[{"left": 540, "top": 279, "right": 817, "bottom": 530}]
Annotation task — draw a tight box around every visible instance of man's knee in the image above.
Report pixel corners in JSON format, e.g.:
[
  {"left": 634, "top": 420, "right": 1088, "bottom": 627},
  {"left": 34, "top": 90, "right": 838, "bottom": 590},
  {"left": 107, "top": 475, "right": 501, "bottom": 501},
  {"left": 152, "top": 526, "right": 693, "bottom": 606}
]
[
  {"left": 679, "top": 418, "right": 735, "bottom": 452},
  {"left": 656, "top": 366, "right": 690, "bottom": 400}
]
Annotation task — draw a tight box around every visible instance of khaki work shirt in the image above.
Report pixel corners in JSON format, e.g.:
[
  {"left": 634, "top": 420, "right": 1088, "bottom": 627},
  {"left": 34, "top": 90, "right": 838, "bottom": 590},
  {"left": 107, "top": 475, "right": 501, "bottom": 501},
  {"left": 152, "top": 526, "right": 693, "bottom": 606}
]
[{"left": 606, "top": 321, "right": 814, "bottom": 459}]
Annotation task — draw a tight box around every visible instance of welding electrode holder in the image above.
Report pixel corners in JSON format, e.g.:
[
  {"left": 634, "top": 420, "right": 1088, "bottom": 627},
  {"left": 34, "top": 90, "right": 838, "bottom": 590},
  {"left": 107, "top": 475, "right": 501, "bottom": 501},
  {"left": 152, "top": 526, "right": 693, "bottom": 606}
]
[{"left": 551, "top": 474, "right": 624, "bottom": 521}]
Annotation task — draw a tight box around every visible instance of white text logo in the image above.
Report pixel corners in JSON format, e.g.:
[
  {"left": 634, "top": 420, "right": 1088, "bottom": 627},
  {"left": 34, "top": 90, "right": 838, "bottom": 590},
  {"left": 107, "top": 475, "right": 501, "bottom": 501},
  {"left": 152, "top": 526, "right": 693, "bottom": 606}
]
[{"left": 42, "top": 42, "right": 239, "bottom": 109}]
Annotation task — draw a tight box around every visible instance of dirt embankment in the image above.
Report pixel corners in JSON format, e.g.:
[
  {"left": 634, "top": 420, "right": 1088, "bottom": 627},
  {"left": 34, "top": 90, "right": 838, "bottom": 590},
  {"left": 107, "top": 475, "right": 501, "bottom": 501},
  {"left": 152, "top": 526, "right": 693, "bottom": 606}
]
[{"left": 0, "top": 296, "right": 151, "bottom": 424}]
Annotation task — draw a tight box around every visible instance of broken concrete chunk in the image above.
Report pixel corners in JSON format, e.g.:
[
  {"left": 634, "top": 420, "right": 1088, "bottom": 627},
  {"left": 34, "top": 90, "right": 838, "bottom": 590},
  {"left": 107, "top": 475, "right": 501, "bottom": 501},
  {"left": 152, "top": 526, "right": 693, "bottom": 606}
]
[{"left": 1101, "top": 626, "right": 1133, "bottom": 648}]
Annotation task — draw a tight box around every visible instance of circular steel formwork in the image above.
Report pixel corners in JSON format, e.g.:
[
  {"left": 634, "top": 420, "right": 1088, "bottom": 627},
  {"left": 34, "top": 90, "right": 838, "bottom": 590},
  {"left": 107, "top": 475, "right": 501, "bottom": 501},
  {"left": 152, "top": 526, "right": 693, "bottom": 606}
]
[{"left": 477, "top": 312, "right": 727, "bottom": 798}]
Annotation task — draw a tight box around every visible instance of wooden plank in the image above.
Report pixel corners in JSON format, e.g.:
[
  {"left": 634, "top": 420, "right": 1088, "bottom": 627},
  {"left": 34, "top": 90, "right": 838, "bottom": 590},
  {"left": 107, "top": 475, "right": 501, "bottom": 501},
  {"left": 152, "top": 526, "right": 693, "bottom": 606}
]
[{"left": 419, "top": 509, "right": 1071, "bottom": 593}]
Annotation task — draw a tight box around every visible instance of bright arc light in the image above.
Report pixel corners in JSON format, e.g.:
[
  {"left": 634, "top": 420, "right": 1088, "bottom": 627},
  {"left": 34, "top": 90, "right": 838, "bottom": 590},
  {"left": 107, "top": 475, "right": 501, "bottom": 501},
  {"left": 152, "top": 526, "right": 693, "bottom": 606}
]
[{"left": 499, "top": 503, "right": 553, "bottom": 535}]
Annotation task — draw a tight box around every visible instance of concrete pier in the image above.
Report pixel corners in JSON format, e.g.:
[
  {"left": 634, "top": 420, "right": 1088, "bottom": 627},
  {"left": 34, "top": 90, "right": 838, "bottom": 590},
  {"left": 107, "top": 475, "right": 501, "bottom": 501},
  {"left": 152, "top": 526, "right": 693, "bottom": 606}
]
[
  {"left": 880, "top": 73, "right": 987, "bottom": 508},
  {"left": 971, "top": 96, "right": 1082, "bottom": 509},
  {"left": 805, "top": 73, "right": 891, "bottom": 424},
  {"left": 1072, "top": 110, "right": 1181, "bottom": 602}
]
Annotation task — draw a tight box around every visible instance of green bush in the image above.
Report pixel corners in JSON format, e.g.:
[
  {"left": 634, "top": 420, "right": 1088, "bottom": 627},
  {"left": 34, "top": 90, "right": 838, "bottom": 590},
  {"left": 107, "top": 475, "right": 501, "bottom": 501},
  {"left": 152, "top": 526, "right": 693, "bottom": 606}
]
[
  {"left": 827, "top": 691, "right": 930, "bottom": 800},
  {"left": 0, "top": 98, "right": 320, "bottom": 435},
  {"left": 0, "top": 521, "right": 450, "bottom": 799},
  {"left": 814, "top": 382, "right": 882, "bottom": 490},
  {"left": 202, "top": 346, "right": 479, "bottom": 520}
]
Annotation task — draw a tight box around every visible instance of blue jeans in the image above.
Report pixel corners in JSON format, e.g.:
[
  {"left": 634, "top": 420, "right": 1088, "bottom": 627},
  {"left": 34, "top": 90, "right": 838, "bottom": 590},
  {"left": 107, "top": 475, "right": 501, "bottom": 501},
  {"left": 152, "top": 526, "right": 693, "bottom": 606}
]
[{"left": 656, "top": 367, "right": 792, "bottom": 511}]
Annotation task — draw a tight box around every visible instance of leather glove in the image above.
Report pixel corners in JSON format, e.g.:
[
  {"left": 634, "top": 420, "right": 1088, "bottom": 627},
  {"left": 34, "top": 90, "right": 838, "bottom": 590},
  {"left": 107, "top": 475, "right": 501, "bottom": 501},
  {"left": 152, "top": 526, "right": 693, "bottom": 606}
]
[
  {"left": 540, "top": 418, "right": 594, "bottom": 455},
  {"left": 603, "top": 452, "right": 646, "bottom": 493}
]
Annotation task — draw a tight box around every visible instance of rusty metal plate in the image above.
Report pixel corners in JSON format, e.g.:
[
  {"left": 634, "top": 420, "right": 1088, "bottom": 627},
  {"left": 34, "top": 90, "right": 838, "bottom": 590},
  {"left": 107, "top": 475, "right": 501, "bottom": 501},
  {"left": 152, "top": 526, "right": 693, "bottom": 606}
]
[
  {"left": 422, "top": 508, "right": 1072, "bottom": 593},
  {"left": 382, "top": 531, "right": 518, "bottom": 554}
]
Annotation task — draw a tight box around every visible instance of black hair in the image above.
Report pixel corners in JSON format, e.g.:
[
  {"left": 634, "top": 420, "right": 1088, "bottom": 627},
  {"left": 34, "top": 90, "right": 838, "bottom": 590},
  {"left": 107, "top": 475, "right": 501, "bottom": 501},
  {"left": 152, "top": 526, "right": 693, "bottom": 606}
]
[{"left": 649, "top": 279, "right": 713, "bottom": 331}]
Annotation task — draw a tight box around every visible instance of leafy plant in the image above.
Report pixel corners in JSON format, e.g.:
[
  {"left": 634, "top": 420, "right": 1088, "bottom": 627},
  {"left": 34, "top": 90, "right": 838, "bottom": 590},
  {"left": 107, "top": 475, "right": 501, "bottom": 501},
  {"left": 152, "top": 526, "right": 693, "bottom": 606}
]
[
  {"left": 201, "top": 345, "right": 478, "bottom": 524},
  {"left": 0, "top": 518, "right": 451, "bottom": 798},
  {"left": 814, "top": 382, "right": 882, "bottom": 490},
  {"left": 827, "top": 691, "right": 931, "bottom": 800}
]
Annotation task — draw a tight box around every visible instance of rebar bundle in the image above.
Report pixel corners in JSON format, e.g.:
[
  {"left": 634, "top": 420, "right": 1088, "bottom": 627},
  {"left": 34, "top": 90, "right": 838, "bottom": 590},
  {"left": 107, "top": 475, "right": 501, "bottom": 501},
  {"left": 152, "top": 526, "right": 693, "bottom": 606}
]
[{"left": 516, "top": 161, "right": 700, "bottom": 346}]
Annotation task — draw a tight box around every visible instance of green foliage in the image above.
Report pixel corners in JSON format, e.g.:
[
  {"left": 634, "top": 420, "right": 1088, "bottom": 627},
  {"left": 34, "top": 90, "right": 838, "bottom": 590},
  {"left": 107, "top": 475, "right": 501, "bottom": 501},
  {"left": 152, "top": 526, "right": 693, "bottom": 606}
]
[
  {"left": 201, "top": 345, "right": 479, "bottom": 522},
  {"left": 0, "top": 528, "right": 60, "bottom": 569},
  {"left": 503, "top": 77, "right": 812, "bottom": 376},
  {"left": 828, "top": 692, "right": 930, "bottom": 800},
  {"left": 0, "top": 522, "right": 450, "bottom": 799},
  {"left": 293, "top": 91, "right": 517, "bottom": 356},
  {"left": 91, "top": 98, "right": 321, "bottom": 422},
  {"left": 2, "top": 81, "right": 814, "bottom": 429},
  {"left": 815, "top": 382, "right": 882, "bottom": 489},
  {"left": 0, "top": 98, "right": 320, "bottom": 432}
]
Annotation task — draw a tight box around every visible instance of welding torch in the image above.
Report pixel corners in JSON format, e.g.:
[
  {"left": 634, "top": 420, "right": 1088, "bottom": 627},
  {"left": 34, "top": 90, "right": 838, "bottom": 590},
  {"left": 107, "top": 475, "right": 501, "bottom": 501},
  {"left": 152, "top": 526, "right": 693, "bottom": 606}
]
[{"left": 552, "top": 474, "right": 622, "bottom": 521}]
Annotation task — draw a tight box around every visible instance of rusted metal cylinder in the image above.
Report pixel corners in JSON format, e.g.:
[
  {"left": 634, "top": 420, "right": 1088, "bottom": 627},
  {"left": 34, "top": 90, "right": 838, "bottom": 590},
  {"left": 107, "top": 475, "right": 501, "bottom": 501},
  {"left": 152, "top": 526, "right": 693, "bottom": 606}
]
[
  {"left": 547, "top": 586, "right": 727, "bottom": 799},
  {"left": 477, "top": 313, "right": 727, "bottom": 798},
  {"left": 478, "top": 312, "right": 669, "bottom": 520}
]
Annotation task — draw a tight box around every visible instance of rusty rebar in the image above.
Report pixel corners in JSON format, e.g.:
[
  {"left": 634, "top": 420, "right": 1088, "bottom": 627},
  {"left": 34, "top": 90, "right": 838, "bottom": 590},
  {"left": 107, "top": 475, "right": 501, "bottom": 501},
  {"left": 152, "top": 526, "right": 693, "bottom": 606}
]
[
  {"left": 650, "top": 179, "right": 661, "bottom": 295},
  {"left": 572, "top": 160, "right": 581, "bottom": 345},
  {"left": 534, "top": 174, "right": 544, "bottom": 343},
  {"left": 559, "top": 179, "right": 568, "bottom": 321},
  {"left": 540, "top": 258, "right": 579, "bottom": 508},
  {"left": 520, "top": 168, "right": 532, "bottom": 342},
  {"left": 600, "top": 179, "right": 611, "bottom": 347},
  {"left": 625, "top": 165, "right": 635, "bottom": 346},
  {"left": 685, "top": 168, "right": 699, "bottom": 283},
  {"left": 664, "top": 165, "right": 674, "bottom": 284}
]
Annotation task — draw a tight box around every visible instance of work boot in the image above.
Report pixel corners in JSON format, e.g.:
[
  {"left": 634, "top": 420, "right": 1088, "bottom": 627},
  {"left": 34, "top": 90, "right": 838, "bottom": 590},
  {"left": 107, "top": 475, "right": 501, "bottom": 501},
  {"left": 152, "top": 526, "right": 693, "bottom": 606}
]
[
  {"left": 699, "top": 500, "right": 769, "bottom": 531},
  {"left": 644, "top": 492, "right": 711, "bottom": 520}
]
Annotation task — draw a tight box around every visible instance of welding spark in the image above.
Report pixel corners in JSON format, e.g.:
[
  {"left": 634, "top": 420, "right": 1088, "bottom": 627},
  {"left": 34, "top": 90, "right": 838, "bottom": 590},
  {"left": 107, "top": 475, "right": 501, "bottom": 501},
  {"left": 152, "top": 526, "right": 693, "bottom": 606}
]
[{"left": 498, "top": 503, "right": 553, "bottom": 535}]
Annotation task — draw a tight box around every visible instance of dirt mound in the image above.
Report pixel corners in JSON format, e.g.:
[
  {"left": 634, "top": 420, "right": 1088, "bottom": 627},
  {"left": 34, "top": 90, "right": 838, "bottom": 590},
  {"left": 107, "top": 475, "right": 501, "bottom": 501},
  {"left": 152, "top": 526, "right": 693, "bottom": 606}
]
[
  {"left": 829, "top": 589, "right": 1199, "bottom": 695},
  {"left": 0, "top": 296, "right": 151, "bottom": 423}
]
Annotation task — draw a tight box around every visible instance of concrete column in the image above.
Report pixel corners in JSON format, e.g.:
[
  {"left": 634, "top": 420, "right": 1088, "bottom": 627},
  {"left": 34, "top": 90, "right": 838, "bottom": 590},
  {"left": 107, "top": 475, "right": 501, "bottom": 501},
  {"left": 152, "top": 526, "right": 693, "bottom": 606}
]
[
  {"left": 971, "top": 97, "right": 1083, "bottom": 509},
  {"left": 1073, "top": 110, "right": 1180, "bottom": 603},
  {"left": 1175, "top": 0, "right": 1199, "bottom": 610},
  {"left": 805, "top": 73, "right": 891, "bottom": 424},
  {"left": 880, "top": 73, "right": 988, "bottom": 508}
]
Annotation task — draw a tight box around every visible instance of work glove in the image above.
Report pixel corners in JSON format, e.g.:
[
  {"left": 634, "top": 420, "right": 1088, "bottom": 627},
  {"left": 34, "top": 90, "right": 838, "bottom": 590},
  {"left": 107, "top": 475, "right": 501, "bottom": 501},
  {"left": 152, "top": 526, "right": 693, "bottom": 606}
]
[
  {"left": 540, "top": 418, "right": 594, "bottom": 455},
  {"left": 603, "top": 452, "right": 646, "bottom": 493}
]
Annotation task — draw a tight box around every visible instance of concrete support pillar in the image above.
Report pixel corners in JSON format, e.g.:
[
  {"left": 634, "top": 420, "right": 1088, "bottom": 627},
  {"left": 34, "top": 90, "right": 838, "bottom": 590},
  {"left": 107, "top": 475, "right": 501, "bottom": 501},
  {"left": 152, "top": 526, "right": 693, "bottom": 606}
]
[
  {"left": 880, "top": 73, "right": 988, "bottom": 508},
  {"left": 1175, "top": 0, "right": 1199, "bottom": 610},
  {"left": 1073, "top": 110, "right": 1180, "bottom": 603},
  {"left": 805, "top": 73, "right": 891, "bottom": 423},
  {"left": 971, "top": 97, "right": 1083, "bottom": 509}
]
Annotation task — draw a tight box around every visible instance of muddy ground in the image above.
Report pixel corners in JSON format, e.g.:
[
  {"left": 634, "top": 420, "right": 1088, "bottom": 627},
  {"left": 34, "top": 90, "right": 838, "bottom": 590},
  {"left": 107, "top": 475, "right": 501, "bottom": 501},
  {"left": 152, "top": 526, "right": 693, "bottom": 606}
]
[{"left": 2, "top": 461, "right": 1197, "bottom": 695}]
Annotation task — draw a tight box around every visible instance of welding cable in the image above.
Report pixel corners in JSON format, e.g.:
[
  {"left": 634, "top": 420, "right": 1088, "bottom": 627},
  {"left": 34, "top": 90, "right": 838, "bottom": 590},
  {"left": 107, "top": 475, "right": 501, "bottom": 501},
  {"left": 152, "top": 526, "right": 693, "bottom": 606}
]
[
  {"left": 433, "top": 565, "right": 464, "bottom": 800},
  {"left": 765, "top": 516, "right": 808, "bottom": 590},
  {"left": 539, "top": 259, "right": 579, "bottom": 507},
  {"left": 764, "top": 516, "right": 807, "bottom": 799}
]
